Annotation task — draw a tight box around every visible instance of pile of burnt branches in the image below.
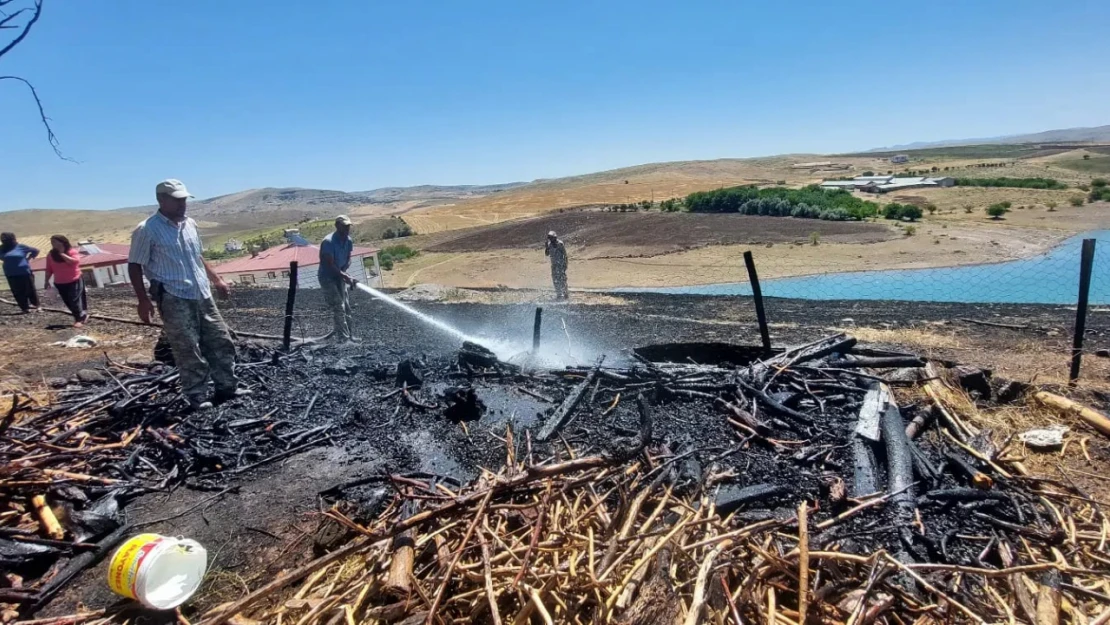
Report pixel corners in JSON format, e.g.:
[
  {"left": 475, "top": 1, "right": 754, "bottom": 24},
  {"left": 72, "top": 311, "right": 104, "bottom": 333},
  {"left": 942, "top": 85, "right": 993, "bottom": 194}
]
[
  {"left": 6, "top": 333, "right": 1110, "bottom": 624},
  {"left": 0, "top": 345, "right": 341, "bottom": 612},
  {"left": 174, "top": 334, "right": 1106, "bottom": 625},
  {"left": 193, "top": 419, "right": 1107, "bottom": 625}
]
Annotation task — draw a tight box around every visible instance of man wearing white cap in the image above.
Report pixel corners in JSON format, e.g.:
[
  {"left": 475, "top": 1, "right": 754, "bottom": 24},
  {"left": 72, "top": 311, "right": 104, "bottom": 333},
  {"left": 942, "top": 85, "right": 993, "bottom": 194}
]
[
  {"left": 545, "top": 231, "right": 569, "bottom": 300},
  {"left": 318, "top": 215, "right": 356, "bottom": 343},
  {"left": 128, "top": 179, "right": 248, "bottom": 410}
]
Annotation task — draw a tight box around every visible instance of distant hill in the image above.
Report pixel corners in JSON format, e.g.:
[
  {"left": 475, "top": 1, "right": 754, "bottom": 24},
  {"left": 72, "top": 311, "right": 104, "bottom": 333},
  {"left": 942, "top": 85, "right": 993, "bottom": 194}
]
[
  {"left": 0, "top": 208, "right": 147, "bottom": 244},
  {"left": 0, "top": 183, "right": 528, "bottom": 241},
  {"left": 113, "top": 183, "right": 527, "bottom": 228},
  {"left": 867, "top": 125, "right": 1110, "bottom": 152}
]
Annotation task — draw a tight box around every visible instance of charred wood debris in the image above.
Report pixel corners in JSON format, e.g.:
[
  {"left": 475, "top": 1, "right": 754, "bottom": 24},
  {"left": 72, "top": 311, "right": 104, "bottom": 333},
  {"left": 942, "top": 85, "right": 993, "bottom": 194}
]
[{"left": 2, "top": 333, "right": 1109, "bottom": 624}]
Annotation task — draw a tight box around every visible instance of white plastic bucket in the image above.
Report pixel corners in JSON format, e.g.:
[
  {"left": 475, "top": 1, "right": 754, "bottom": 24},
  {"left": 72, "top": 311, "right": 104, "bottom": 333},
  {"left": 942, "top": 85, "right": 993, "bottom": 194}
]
[{"left": 108, "top": 533, "right": 208, "bottom": 609}]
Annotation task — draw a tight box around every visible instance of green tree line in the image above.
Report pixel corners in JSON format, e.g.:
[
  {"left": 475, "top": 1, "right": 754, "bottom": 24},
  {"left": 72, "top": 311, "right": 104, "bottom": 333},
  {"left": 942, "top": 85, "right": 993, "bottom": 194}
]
[
  {"left": 954, "top": 177, "right": 1066, "bottom": 189},
  {"left": 684, "top": 185, "right": 879, "bottom": 221}
]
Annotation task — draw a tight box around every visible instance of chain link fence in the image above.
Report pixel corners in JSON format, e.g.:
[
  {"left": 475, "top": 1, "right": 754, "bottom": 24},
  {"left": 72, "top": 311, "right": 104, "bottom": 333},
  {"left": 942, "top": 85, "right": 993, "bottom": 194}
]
[{"left": 645, "top": 231, "right": 1109, "bottom": 305}]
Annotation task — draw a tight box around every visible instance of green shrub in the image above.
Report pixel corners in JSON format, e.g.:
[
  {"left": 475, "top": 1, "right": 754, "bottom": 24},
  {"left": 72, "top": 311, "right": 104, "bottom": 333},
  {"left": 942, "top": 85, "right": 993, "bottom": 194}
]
[
  {"left": 986, "top": 203, "right": 1010, "bottom": 219},
  {"left": 954, "top": 177, "right": 1065, "bottom": 189},
  {"left": 376, "top": 244, "right": 419, "bottom": 271},
  {"left": 1069, "top": 196, "right": 1086, "bottom": 207},
  {"left": 1089, "top": 187, "right": 1110, "bottom": 203},
  {"left": 1046, "top": 201, "right": 1058, "bottom": 212},
  {"left": 809, "top": 231, "right": 820, "bottom": 246},
  {"left": 903, "top": 225, "right": 916, "bottom": 236},
  {"left": 1092, "top": 178, "right": 1108, "bottom": 188},
  {"left": 883, "top": 203, "right": 922, "bottom": 221}
]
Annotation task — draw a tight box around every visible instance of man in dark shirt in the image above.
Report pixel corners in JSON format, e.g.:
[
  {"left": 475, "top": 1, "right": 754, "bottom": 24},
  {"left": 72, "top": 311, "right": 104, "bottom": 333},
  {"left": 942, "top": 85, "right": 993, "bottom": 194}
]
[
  {"left": 319, "top": 215, "right": 356, "bottom": 342},
  {"left": 545, "top": 231, "right": 569, "bottom": 300}
]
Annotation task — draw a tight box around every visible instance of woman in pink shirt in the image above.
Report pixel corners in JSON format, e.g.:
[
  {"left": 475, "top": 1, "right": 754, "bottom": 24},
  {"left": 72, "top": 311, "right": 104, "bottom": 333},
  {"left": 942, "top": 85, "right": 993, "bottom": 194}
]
[{"left": 44, "top": 235, "right": 89, "bottom": 327}]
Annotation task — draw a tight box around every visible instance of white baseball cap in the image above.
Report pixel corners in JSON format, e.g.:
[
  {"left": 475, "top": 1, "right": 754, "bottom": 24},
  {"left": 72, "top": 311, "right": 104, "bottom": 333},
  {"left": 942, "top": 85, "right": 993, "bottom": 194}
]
[
  {"left": 335, "top": 215, "right": 352, "bottom": 226},
  {"left": 155, "top": 179, "right": 193, "bottom": 199}
]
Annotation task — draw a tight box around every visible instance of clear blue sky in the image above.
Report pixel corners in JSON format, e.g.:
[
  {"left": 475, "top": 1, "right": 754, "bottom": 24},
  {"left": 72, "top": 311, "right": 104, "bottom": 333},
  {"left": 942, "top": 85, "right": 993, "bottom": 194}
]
[{"left": 2, "top": 0, "right": 1108, "bottom": 211}]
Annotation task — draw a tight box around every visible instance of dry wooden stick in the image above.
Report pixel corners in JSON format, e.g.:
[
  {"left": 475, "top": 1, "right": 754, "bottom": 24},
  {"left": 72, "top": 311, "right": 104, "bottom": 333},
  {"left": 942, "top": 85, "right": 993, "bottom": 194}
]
[
  {"left": 719, "top": 574, "right": 744, "bottom": 625},
  {"left": 606, "top": 514, "right": 691, "bottom": 610},
  {"left": 880, "top": 553, "right": 986, "bottom": 624},
  {"left": 1033, "top": 391, "right": 1110, "bottom": 439},
  {"left": 478, "top": 532, "right": 503, "bottom": 625},
  {"left": 424, "top": 487, "right": 493, "bottom": 624},
  {"left": 1035, "top": 570, "right": 1062, "bottom": 625},
  {"left": 684, "top": 539, "right": 732, "bottom": 625},
  {"left": 510, "top": 578, "right": 557, "bottom": 625},
  {"left": 384, "top": 500, "right": 416, "bottom": 598},
  {"left": 522, "top": 584, "right": 555, "bottom": 625},
  {"left": 31, "top": 494, "right": 64, "bottom": 540},
  {"left": 513, "top": 479, "right": 554, "bottom": 586},
  {"left": 797, "top": 501, "right": 810, "bottom": 625}
]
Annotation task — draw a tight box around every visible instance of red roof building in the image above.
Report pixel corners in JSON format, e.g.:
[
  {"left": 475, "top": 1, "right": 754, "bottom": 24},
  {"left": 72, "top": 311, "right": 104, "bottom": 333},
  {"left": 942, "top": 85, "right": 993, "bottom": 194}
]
[
  {"left": 31, "top": 243, "right": 133, "bottom": 289},
  {"left": 213, "top": 242, "right": 381, "bottom": 288}
]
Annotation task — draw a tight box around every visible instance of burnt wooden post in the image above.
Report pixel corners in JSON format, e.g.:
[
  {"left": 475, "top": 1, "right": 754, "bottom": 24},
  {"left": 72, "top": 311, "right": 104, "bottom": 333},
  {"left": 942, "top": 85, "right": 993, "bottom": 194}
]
[
  {"left": 743, "top": 251, "right": 772, "bottom": 354},
  {"left": 533, "top": 306, "right": 543, "bottom": 352},
  {"left": 282, "top": 261, "right": 298, "bottom": 351},
  {"left": 1069, "top": 239, "right": 1096, "bottom": 386}
]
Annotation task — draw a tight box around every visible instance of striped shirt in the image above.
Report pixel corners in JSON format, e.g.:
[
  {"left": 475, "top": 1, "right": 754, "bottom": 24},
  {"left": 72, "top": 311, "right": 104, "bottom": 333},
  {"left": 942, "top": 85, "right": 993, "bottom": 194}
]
[{"left": 128, "top": 212, "right": 211, "bottom": 300}]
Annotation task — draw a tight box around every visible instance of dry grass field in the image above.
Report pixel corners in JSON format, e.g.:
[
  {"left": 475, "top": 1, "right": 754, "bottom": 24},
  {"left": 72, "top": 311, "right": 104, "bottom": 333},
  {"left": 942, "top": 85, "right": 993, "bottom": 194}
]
[
  {"left": 400, "top": 147, "right": 1109, "bottom": 235},
  {"left": 0, "top": 208, "right": 145, "bottom": 243},
  {"left": 400, "top": 156, "right": 883, "bottom": 233}
]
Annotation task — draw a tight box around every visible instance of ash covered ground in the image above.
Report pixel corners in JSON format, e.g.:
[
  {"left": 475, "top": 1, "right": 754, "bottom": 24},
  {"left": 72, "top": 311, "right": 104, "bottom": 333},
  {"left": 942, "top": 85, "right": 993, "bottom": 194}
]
[{"left": 12, "top": 286, "right": 1110, "bottom": 617}]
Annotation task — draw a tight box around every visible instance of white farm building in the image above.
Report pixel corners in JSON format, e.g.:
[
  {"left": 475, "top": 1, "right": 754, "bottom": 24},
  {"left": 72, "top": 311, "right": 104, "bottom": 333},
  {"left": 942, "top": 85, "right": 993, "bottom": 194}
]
[{"left": 820, "top": 175, "right": 955, "bottom": 194}]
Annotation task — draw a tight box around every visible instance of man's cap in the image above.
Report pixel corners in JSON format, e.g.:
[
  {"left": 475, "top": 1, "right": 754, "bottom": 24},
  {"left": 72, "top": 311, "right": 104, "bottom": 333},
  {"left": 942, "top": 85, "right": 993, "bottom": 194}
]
[
  {"left": 155, "top": 179, "right": 192, "bottom": 199},
  {"left": 547, "top": 231, "right": 557, "bottom": 237},
  {"left": 335, "top": 215, "right": 352, "bottom": 226}
]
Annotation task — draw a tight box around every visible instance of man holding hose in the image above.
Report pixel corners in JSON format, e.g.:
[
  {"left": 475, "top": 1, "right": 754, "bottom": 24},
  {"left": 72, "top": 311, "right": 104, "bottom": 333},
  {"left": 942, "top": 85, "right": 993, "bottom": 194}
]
[{"left": 319, "top": 215, "right": 356, "bottom": 343}]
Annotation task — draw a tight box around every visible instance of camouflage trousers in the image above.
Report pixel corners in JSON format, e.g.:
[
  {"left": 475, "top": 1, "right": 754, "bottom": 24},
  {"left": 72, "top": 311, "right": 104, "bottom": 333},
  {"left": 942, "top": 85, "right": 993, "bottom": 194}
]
[
  {"left": 153, "top": 284, "right": 238, "bottom": 401},
  {"left": 551, "top": 261, "right": 569, "bottom": 300},
  {"left": 321, "top": 279, "right": 353, "bottom": 341}
]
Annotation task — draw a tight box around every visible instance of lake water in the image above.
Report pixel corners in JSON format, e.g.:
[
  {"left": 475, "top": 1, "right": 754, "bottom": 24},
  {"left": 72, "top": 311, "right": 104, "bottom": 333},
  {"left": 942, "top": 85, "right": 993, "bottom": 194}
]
[{"left": 619, "top": 230, "right": 1110, "bottom": 304}]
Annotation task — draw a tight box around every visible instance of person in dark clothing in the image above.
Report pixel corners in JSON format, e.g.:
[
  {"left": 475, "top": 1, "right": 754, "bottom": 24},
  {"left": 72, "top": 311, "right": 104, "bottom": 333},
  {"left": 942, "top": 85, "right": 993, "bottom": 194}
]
[
  {"left": 544, "top": 231, "right": 569, "bottom": 300},
  {"left": 1, "top": 232, "right": 41, "bottom": 313},
  {"left": 44, "top": 235, "right": 89, "bottom": 327}
]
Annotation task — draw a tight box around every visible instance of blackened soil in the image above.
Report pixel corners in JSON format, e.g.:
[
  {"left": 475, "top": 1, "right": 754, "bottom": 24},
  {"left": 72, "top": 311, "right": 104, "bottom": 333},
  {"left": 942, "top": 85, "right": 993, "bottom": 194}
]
[
  {"left": 20, "top": 286, "right": 1110, "bottom": 618},
  {"left": 424, "top": 212, "right": 893, "bottom": 255}
]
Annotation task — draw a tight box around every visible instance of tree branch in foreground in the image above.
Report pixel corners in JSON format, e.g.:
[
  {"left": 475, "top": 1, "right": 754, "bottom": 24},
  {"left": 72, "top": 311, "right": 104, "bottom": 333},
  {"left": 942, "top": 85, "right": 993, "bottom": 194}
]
[{"left": 0, "top": 75, "right": 75, "bottom": 161}]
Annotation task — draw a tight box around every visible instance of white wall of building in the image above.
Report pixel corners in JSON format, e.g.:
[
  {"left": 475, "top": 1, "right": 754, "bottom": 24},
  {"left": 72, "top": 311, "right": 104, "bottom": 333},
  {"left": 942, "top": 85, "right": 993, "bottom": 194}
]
[
  {"left": 33, "top": 263, "right": 131, "bottom": 289},
  {"left": 223, "top": 253, "right": 382, "bottom": 289}
]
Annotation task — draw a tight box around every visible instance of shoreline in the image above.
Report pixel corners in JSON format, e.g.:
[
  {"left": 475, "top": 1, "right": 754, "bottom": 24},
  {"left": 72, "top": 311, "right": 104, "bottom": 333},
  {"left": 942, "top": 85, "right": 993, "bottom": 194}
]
[
  {"left": 385, "top": 220, "right": 1079, "bottom": 291},
  {"left": 611, "top": 227, "right": 1107, "bottom": 293}
]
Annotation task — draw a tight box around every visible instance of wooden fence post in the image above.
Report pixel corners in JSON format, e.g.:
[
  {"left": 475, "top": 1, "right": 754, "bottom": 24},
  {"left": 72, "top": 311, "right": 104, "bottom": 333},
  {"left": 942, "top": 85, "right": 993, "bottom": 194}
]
[
  {"left": 283, "top": 261, "right": 299, "bottom": 351},
  {"left": 1069, "top": 239, "right": 1096, "bottom": 386},
  {"left": 533, "top": 307, "right": 543, "bottom": 352},
  {"left": 744, "top": 251, "right": 772, "bottom": 354}
]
